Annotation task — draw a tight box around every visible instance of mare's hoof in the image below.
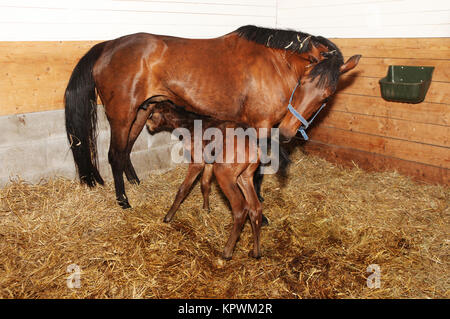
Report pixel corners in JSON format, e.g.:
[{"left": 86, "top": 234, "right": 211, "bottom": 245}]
[
  {"left": 117, "top": 197, "right": 131, "bottom": 209},
  {"left": 118, "top": 201, "right": 131, "bottom": 209},
  {"left": 129, "top": 178, "right": 140, "bottom": 185},
  {"left": 261, "top": 214, "right": 269, "bottom": 227},
  {"left": 258, "top": 195, "right": 265, "bottom": 203},
  {"left": 116, "top": 192, "right": 131, "bottom": 209}
]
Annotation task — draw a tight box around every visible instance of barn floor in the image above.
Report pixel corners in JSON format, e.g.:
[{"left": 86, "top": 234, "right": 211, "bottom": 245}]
[{"left": 0, "top": 146, "right": 448, "bottom": 299}]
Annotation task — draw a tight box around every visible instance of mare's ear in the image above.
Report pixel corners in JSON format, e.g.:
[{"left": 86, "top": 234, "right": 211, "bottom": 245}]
[
  {"left": 308, "top": 42, "right": 322, "bottom": 64},
  {"left": 340, "top": 55, "right": 362, "bottom": 74}
]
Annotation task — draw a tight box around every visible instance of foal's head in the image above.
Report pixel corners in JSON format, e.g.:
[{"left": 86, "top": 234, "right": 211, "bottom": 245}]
[
  {"left": 146, "top": 102, "right": 210, "bottom": 134},
  {"left": 146, "top": 102, "right": 177, "bottom": 134},
  {"left": 278, "top": 51, "right": 361, "bottom": 142}
]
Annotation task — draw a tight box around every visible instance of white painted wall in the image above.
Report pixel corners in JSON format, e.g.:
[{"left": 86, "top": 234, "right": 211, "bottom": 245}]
[
  {"left": 0, "top": 0, "right": 448, "bottom": 40},
  {"left": 277, "top": 0, "right": 450, "bottom": 38},
  {"left": 0, "top": 0, "right": 276, "bottom": 40}
]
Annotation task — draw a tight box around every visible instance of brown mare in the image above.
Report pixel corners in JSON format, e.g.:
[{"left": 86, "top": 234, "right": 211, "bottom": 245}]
[
  {"left": 146, "top": 103, "right": 263, "bottom": 259},
  {"left": 64, "top": 25, "right": 361, "bottom": 209}
]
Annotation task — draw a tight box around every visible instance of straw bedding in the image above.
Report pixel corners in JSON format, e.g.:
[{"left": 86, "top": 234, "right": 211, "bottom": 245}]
[{"left": 0, "top": 146, "right": 448, "bottom": 298}]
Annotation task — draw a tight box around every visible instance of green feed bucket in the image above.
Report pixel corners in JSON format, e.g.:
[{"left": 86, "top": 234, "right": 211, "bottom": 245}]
[{"left": 379, "top": 66, "right": 434, "bottom": 103}]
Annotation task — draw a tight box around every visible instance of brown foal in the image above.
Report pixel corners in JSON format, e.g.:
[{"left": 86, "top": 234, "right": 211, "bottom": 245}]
[{"left": 146, "top": 103, "right": 263, "bottom": 259}]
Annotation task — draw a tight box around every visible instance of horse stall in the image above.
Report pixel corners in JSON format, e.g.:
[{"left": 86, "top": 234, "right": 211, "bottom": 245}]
[{"left": 0, "top": 0, "right": 448, "bottom": 300}]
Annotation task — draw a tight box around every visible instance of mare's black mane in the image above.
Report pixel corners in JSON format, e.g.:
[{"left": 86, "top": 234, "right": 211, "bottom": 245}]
[{"left": 235, "top": 25, "right": 344, "bottom": 90}]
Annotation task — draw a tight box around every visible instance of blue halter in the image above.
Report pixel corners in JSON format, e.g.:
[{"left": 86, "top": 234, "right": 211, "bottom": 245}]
[{"left": 287, "top": 82, "right": 326, "bottom": 140}]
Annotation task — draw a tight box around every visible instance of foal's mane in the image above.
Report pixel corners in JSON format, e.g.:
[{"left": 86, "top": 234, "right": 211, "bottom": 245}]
[{"left": 235, "top": 25, "right": 344, "bottom": 90}]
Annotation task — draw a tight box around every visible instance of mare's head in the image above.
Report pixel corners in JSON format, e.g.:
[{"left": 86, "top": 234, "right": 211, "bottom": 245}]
[
  {"left": 278, "top": 46, "right": 361, "bottom": 142},
  {"left": 234, "top": 26, "right": 361, "bottom": 142}
]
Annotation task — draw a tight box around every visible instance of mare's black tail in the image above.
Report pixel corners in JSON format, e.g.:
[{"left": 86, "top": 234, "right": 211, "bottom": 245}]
[{"left": 64, "top": 42, "right": 107, "bottom": 187}]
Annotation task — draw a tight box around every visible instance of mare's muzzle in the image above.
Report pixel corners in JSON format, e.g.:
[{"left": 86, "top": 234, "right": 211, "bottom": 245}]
[{"left": 286, "top": 82, "right": 326, "bottom": 141}]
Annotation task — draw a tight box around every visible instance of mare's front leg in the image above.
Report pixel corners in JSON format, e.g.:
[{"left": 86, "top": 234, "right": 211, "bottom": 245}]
[{"left": 164, "top": 163, "right": 204, "bottom": 222}]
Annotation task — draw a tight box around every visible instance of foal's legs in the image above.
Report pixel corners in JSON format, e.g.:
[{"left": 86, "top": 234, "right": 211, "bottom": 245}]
[
  {"left": 214, "top": 166, "right": 248, "bottom": 260},
  {"left": 237, "top": 163, "right": 263, "bottom": 259},
  {"left": 164, "top": 163, "right": 205, "bottom": 222},
  {"left": 200, "top": 164, "right": 213, "bottom": 211}
]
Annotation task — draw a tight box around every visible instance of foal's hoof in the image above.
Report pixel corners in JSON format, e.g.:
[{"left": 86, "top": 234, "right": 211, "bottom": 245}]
[
  {"left": 248, "top": 250, "right": 261, "bottom": 259},
  {"left": 222, "top": 251, "right": 233, "bottom": 261},
  {"left": 261, "top": 214, "right": 269, "bottom": 227},
  {"left": 222, "top": 255, "right": 232, "bottom": 261},
  {"left": 258, "top": 195, "right": 265, "bottom": 203}
]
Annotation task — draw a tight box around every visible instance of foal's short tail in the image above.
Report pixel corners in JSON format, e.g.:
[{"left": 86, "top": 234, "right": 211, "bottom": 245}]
[{"left": 64, "top": 42, "right": 107, "bottom": 187}]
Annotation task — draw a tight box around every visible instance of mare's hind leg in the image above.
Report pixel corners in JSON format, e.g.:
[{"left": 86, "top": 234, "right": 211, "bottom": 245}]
[
  {"left": 124, "top": 108, "right": 153, "bottom": 185},
  {"left": 125, "top": 154, "right": 140, "bottom": 185},
  {"left": 106, "top": 103, "right": 152, "bottom": 209},
  {"left": 164, "top": 163, "right": 204, "bottom": 223},
  {"left": 108, "top": 122, "right": 132, "bottom": 209},
  {"left": 214, "top": 166, "right": 248, "bottom": 260}
]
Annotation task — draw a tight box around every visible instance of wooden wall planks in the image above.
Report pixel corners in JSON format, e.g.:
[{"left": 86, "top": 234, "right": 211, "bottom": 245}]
[
  {"left": 333, "top": 38, "right": 450, "bottom": 59},
  {"left": 0, "top": 41, "right": 100, "bottom": 115},
  {"left": 308, "top": 126, "right": 449, "bottom": 169},
  {"left": 318, "top": 110, "right": 450, "bottom": 148},
  {"left": 330, "top": 94, "right": 449, "bottom": 126}
]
